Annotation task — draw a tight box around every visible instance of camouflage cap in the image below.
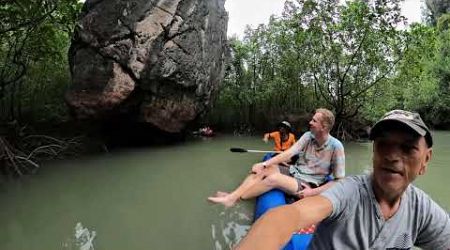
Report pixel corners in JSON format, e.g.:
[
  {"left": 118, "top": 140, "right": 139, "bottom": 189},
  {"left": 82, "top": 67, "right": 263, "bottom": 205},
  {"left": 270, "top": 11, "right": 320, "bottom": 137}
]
[{"left": 369, "top": 110, "right": 433, "bottom": 147}]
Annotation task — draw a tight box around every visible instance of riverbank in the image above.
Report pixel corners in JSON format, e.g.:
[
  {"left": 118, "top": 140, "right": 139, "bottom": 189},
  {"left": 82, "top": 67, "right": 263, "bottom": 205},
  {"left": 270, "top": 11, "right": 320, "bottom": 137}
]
[{"left": 1, "top": 113, "right": 448, "bottom": 178}]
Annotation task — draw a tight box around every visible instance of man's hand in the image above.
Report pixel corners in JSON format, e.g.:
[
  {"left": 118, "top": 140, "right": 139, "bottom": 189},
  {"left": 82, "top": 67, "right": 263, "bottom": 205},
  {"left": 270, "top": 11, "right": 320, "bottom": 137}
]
[
  {"left": 263, "top": 133, "right": 270, "bottom": 143},
  {"left": 298, "top": 180, "right": 338, "bottom": 198},
  {"left": 298, "top": 183, "right": 315, "bottom": 198},
  {"left": 251, "top": 162, "right": 266, "bottom": 174},
  {"left": 280, "top": 161, "right": 290, "bottom": 167}
]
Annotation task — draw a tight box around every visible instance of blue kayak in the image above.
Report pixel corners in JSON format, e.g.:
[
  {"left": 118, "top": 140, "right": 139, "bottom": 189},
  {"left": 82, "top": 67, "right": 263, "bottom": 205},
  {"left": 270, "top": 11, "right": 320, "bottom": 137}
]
[
  {"left": 254, "top": 153, "right": 314, "bottom": 250},
  {"left": 255, "top": 189, "right": 314, "bottom": 250}
]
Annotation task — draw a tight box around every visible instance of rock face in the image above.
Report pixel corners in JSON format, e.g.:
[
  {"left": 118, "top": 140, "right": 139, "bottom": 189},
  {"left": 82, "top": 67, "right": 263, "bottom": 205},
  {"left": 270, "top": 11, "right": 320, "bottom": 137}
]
[{"left": 66, "top": 0, "right": 228, "bottom": 133}]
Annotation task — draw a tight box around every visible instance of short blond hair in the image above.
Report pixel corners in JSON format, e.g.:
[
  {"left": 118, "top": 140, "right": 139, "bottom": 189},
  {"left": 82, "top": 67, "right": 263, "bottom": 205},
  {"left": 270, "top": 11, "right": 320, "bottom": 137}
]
[{"left": 315, "top": 108, "right": 335, "bottom": 131}]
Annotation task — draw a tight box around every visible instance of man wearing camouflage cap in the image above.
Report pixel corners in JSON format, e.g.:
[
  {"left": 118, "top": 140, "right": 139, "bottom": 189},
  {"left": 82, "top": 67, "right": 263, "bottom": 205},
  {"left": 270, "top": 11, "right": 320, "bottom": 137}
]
[{"left": 237, "top": 109, "right": 450, "bottom": 250}]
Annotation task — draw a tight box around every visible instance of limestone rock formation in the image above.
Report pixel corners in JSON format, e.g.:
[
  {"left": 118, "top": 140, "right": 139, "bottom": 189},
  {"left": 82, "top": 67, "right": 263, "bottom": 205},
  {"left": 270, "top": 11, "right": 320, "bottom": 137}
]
[{"left": 66, "top": 0, "right": 228, "bottom": 133}]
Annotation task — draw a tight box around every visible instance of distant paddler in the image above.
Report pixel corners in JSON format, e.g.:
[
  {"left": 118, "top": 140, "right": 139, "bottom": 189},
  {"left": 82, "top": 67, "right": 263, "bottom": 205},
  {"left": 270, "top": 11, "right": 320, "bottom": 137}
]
[
  {"left": 193, "top": 125, "right": 214, "bottom": 137},
  {"left": 263, "top": 120, "right": 296, "bottom": 153}
]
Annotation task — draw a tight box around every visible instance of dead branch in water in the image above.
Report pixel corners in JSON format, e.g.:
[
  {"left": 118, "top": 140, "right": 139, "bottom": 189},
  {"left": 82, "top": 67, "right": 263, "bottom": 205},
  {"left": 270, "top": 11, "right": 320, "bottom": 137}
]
[
  {"left": 0, "top": 136, "right": 29, "bottom": 175},
  {"left": 0, "top": 134, "right": 83, "bottom": 176}
]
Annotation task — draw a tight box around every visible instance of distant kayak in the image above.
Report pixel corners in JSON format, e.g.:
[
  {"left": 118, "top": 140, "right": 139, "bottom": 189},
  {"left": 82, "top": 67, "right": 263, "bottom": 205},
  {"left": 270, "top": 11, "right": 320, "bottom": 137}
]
[{"left": 193, "top": 126, "right": 214, "bottom": 137}]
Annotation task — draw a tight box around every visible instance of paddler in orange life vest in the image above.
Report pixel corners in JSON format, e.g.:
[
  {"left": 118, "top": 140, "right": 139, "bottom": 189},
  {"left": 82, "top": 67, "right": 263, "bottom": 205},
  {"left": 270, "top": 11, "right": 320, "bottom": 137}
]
[{"left": 263, "top": 121, "right": 296, "bottom": 152}]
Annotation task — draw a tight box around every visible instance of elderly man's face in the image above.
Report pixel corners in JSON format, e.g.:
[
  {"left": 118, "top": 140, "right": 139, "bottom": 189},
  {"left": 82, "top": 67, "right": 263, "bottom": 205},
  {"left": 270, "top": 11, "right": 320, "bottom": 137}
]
[{"left": 372, "top": 129, "right": 432, "bottom": 199}]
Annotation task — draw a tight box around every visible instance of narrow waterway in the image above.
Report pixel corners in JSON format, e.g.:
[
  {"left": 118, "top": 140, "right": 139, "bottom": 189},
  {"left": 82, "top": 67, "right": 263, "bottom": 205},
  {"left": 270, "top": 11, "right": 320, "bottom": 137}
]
[{"left": 0, "top": 132, "right": 449, "bottom": 250}]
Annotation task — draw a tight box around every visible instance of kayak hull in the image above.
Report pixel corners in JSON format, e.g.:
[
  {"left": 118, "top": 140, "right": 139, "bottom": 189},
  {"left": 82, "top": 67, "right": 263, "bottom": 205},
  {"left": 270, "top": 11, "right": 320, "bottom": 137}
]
[
  {"left": 254, "top": 153, "right": 313, "bottom": 250},
  {"left": 255, "top": 189, "right": 313, "bottom": 250}
]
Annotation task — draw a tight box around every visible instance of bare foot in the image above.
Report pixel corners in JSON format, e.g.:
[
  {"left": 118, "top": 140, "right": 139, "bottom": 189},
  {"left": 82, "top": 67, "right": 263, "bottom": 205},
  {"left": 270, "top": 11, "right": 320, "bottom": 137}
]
[
  {"left": 215, "top": 191, "right": 229, "bottom": 197},
  {"left": 207, "top": 194, "right": 237, "bottom": 207}
]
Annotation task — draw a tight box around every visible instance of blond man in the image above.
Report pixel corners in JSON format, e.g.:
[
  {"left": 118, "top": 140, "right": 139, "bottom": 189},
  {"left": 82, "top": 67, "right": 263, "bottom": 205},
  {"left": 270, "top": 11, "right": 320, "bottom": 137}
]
[{"left": 208, "top": 108, "right": 345, "bottom": 207}]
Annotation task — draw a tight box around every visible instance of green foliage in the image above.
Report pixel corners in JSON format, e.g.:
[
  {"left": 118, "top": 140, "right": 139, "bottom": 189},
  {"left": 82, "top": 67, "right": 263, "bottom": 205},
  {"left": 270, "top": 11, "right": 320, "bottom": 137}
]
[
  {"left": 287, "top": 0, "right": 408, "bottom": 125},
  {"left": 213, "top": 0, "right": 417, "bottom": 135},
  {"left": 398, "top": 24, "right": 437, "bottom": 110},
  {"left": 0, "top": 0, "right": 83, "bottom": 124},
  {"left": 367, "top": 15, "right": 450, "bottom": 128},
  {"left": 425, "top": 0, "right": 450, "bottom": 25},
  {"left": 426, "top": 14, "right": 450, "bottom": 127},
  {"left": 212, "top": 18, "right": 317, "bottom": 130},
  {"left": 362, "top": 23, "right": 438, "bottom": 121},
  {"left": 214, "top": 0, "right": 450, "bottom": 134}
]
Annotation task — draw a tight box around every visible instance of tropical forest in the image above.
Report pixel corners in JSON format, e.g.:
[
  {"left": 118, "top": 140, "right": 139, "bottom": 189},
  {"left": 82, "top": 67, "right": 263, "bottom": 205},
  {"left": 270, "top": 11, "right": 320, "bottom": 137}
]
[
  {"left": 1, "top": 0, "right": 449, "bottom": 173},
  {"left": 1, "top": 1, "right": 450, "bottom": 249}
]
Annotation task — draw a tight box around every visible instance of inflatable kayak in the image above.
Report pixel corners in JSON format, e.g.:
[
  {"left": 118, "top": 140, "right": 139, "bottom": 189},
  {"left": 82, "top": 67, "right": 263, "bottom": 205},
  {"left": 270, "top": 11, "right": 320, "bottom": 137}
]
[
  {"left": 254, "top": 153, "right": 314, "bottom": 250},
  {"left": 255, "top": 189, "right": 314, "bottom": 250}
]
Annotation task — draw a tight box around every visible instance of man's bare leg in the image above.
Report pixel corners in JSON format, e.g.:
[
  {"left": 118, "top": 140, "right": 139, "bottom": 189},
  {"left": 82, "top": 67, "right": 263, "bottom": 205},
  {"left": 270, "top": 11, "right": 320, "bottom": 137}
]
[
  {"left": 207, "top": 173, "right": 265, "bottom": 207},
  {"left": 241, "top": 168, "right": 299, "bottom": 199}
]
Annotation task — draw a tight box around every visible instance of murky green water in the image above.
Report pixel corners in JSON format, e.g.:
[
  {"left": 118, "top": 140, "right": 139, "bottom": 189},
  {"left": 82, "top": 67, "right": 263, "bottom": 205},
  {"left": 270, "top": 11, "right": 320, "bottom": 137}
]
[{"left": 0, "top": 132, "right": 449, "bottom": 250}]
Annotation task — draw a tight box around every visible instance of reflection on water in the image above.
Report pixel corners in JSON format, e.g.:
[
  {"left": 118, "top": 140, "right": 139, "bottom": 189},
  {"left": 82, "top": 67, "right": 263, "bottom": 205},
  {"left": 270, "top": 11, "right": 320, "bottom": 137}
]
[
  {"left": 61, "top": 222, "right": 96, "bottom": 250},
  {"left": 0, "top": 132, "right": 448, "bottom": 249},
  {"left": 75, "top": 222, "right": 96, "bottom": 250},
  {"left": 211, "top": 206, "right": 252, "bottom": 249}
]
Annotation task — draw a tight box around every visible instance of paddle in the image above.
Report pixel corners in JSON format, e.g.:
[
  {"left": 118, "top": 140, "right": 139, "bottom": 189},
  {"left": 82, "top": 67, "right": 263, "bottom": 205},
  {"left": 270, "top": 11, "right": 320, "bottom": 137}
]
[{"left": 230, "top": 147, "right": 281, "bottom": 154}]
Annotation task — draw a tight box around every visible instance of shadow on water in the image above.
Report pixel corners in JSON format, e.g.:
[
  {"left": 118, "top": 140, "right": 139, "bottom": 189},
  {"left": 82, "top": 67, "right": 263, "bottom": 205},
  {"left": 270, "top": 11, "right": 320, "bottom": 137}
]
[{"left": 101, "top": 120, "right": 186, "bottom": 149}]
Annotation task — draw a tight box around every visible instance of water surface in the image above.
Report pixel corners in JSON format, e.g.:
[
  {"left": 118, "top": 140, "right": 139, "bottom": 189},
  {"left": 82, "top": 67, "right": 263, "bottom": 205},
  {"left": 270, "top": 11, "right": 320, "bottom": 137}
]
[{"left": 0, "top": 131, "right": 448, "bottom": 249}]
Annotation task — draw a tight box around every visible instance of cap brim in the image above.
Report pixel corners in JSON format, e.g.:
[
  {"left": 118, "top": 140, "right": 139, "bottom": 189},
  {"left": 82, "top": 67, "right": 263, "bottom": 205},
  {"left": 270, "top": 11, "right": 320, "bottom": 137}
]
[
  {"left": 369, "top": 119, "right": 426, "bottom": 140},
  {"left": 280, "top": 122, "right": 291, "bottom": 129}
]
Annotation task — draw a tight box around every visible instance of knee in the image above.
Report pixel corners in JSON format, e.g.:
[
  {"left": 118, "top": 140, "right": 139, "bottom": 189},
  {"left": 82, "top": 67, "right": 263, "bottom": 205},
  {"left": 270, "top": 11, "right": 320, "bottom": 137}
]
[{"left": 262, "top": 173, "right": 281, "bottom": 188}]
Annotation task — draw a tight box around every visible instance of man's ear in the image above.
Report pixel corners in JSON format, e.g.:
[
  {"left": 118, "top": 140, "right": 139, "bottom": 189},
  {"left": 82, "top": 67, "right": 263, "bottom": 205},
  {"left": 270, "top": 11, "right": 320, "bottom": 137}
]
[
  {"left": 419, "top": 166, "right": 426, "bottom": 175},
  {"left": 419, "top": 148, "right": 433, "bottom": 175}
]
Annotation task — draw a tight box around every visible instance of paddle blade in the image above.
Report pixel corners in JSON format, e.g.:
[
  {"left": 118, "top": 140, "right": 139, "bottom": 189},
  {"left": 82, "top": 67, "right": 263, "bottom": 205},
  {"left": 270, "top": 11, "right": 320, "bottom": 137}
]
[{"left": 230, "top": 147, "right": 247, "bottom": 153}]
